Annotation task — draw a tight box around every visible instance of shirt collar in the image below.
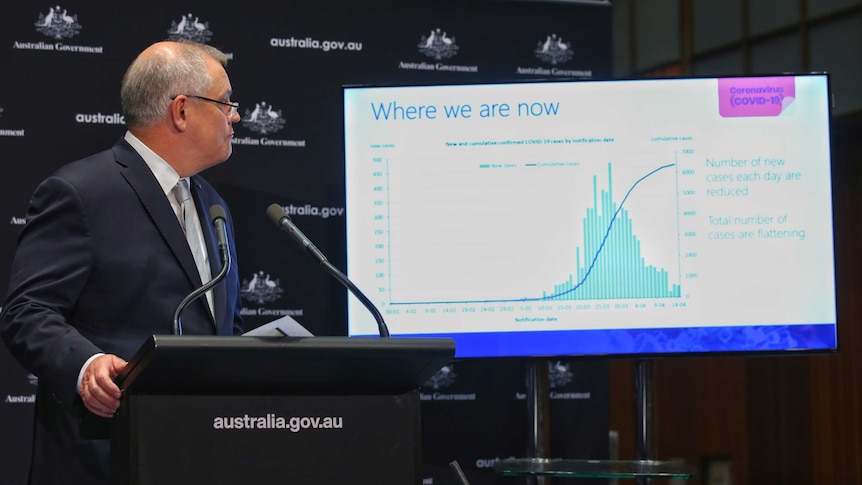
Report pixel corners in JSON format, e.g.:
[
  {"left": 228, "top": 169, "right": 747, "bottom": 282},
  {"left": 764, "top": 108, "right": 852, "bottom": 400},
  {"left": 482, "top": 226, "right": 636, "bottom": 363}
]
[{"left": 124, "top": 130, "right": 182, "bottom": 196}]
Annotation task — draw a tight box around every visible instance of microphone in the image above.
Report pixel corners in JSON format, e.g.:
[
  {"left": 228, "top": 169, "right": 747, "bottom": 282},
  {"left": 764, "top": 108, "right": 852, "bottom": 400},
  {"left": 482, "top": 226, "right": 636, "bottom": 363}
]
[
  {"left": 210, "top": 204, "right": 230, "bottom": 266},
  {"left": 266, "top": 203, "right": 327, "bottom": 265},
  {"left": 266, "top": 203, "right": 390, "bottom": 338},
  {"left": 171, "top": 204, "right": 233, "bottom": 335}
]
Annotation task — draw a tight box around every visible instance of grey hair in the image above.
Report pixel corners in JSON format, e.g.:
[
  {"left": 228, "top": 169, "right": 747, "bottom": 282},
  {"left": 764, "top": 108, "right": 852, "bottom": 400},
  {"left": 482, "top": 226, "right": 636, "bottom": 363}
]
[{"left": 121, "top": 40, "right": 228, "bottom": 129}]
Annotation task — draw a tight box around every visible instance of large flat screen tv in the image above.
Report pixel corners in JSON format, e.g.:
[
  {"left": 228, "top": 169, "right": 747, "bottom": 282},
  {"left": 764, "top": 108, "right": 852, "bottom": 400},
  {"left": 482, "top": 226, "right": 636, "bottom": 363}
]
[{"left": 342, "top": 73, "right": 837, "bottom": 359}]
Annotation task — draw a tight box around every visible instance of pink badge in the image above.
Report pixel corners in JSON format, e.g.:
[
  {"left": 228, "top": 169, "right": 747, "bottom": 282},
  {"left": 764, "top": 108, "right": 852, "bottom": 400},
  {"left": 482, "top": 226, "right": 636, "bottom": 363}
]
[{"left": 718, "top": 77, "right": 796, "bottom": 117}]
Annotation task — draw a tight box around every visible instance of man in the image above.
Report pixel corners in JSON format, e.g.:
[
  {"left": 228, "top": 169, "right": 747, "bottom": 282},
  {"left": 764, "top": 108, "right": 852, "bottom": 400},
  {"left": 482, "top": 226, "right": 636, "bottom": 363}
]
[{"left": 0, "top": 40, "right": 244, "bottom": 485}]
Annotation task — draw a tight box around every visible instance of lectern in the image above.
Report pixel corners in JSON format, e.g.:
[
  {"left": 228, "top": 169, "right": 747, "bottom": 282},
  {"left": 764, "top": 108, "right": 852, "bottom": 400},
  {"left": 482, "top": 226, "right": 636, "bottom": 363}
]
[{"left": 111, "top": 334, "right": 455, "bottom": 485}]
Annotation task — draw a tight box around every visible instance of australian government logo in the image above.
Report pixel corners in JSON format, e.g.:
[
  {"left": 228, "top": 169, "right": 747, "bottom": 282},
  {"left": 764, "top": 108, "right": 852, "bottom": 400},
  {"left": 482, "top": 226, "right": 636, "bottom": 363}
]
[
  {"left": 243, "top": 102, "right": 285, "bottom": 135},
  {"left": 516, "top": 34, "right": 591, "bottom": 79},
  {"left": 14, "top": 6, "right": 103, "bottom": 54},
  {"left": 239, "top": 270, "right": 303, "bottom": 318},
  {"left": 168, "top": 13, "right": 213, "bottom": 43},
  {"left": 399, "top": 28, "right": 477, "bottom": 74},
  {"left": 35, "top": 6, "right": 80, "bottom": 39},
  {"left": 548, "top": 360, "right": 574, "bottom": 388},
  {"left": 421, "top": 364, "right": 476, "bottom": 401},
  {"left": 166, "top": 14, "right": 233, "bottom": 60},
  {"left": 241, "top": 271, "right": 284, "bottom": 305},
  {"left": 233, "top": 101, "right": 305, "bottom": 148},
  {"left": 0, "top": 107, "right": 26, "bottom": 137},
  {"left": 514, "top": 361, "right": 590, "bottom": 401}
]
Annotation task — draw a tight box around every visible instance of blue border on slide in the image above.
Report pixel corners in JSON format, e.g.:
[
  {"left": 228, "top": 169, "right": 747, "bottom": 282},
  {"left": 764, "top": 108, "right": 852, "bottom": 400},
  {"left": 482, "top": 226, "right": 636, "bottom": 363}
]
[{"left": 353, "top": 323, "right": 837, "bottom": 358}]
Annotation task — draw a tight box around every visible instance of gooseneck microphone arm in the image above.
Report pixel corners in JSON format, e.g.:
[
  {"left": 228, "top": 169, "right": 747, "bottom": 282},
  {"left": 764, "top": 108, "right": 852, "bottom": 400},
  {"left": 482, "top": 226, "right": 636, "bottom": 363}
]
[
  {"left": 266, "top": 203, "right": 391, "bottom": 338},
  {"left": 172, "top": 204, "right": 232, "bottom": 336}
]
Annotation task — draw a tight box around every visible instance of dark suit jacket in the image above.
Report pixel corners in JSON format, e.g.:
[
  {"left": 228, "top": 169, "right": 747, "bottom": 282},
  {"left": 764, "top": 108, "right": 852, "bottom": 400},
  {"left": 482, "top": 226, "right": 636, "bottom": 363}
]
[{"left": 0, "top": 138, "right": 244, "bottom": 485}]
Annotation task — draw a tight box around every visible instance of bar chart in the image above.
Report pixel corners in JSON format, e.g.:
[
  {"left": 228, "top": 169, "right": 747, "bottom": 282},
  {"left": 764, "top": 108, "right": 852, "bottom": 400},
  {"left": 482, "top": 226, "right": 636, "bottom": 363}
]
[
  {"left": 543, "top": 163, "right": 681, "bottom": 301},
  {"left": 369, "top": 153, "right": 683, "bottom": 309}
]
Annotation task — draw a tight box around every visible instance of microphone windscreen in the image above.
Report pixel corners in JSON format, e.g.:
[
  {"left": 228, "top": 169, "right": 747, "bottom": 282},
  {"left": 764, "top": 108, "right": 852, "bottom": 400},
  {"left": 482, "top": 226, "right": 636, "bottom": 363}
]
[
  {"left": 266, "top": 203, "right": 286, "bottom": 225},
  {"left": 209, "top": 204, "right": 227, "bottom": 222}
]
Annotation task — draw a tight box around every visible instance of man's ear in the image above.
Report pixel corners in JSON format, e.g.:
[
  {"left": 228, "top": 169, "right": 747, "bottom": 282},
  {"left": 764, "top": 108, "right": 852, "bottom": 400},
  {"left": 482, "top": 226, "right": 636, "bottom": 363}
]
[{"left": 168, "top": 95, "right": 189, "bottom": 132}]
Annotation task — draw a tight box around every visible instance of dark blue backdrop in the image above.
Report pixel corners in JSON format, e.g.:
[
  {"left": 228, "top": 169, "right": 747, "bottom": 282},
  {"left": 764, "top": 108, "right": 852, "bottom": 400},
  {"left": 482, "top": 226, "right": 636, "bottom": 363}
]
[{"left": 0, "top": 1, "right": 612, "bottom": 483}]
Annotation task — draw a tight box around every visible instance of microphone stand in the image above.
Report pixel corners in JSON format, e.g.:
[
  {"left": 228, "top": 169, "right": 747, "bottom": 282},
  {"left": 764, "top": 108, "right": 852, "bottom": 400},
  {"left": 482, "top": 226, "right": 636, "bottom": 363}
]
[
  {"left": 172, "top": 257, "right": 230, "bottom": 335},
  {"left": 267, "top": 203, "right": 390, "bottom": 338},
  {"left": 172, "top": 205, "right": 232, "bottom": 336},
  {"left": 319, "top": 258, "right": 390, "bottom": 338}
]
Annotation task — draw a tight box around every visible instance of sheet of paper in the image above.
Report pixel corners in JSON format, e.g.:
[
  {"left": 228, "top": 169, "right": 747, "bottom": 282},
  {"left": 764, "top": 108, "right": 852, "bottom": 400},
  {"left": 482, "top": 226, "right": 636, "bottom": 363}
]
[{"left": 242, "top": 314, "right": 314, "bottom": 337}]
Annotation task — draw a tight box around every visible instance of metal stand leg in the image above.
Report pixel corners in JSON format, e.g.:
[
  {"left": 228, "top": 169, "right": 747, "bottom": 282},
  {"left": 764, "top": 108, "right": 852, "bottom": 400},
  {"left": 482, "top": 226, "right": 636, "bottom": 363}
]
[
  {"left": 635, "top": 358, "right": 655, "bottom": 485},
  {"left": 527, "top": 360, "right": 550, "bottom": 485}
]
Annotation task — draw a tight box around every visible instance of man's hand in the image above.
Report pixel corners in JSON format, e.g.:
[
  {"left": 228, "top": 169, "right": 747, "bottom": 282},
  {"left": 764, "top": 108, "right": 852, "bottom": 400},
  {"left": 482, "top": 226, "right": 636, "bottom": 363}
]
[{"left": 80, "top": 354, "right": 127, "bottom": 418}]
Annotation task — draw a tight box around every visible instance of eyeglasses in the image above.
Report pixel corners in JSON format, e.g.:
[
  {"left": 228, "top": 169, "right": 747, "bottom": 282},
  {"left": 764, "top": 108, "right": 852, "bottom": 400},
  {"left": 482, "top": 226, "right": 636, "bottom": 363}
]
[{"left": 170, "top": 94, "right": 239, "bottom": 118}]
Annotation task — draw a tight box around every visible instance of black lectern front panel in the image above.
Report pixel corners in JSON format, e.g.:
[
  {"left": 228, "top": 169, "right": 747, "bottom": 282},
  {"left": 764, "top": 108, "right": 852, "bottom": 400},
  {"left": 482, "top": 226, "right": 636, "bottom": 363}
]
[
  {"left": 114, "top": 393, "right": 421, "bottom": 485},
  {"left": 111, "top": 334, "right": 453, "bottom": 485}
]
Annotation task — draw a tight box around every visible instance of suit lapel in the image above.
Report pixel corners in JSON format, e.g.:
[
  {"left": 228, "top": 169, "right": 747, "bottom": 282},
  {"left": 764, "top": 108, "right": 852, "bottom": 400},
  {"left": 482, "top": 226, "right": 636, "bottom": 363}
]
[{"left": 111, "top": 141, "right": 217, "bottom": 330}]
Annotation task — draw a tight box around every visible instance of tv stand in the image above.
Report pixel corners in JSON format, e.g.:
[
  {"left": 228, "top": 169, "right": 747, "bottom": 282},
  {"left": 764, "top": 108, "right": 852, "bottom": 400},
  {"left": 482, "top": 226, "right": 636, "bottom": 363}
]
[{"left": 495, "top": 358, "right": 696, "bottom": 483}]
